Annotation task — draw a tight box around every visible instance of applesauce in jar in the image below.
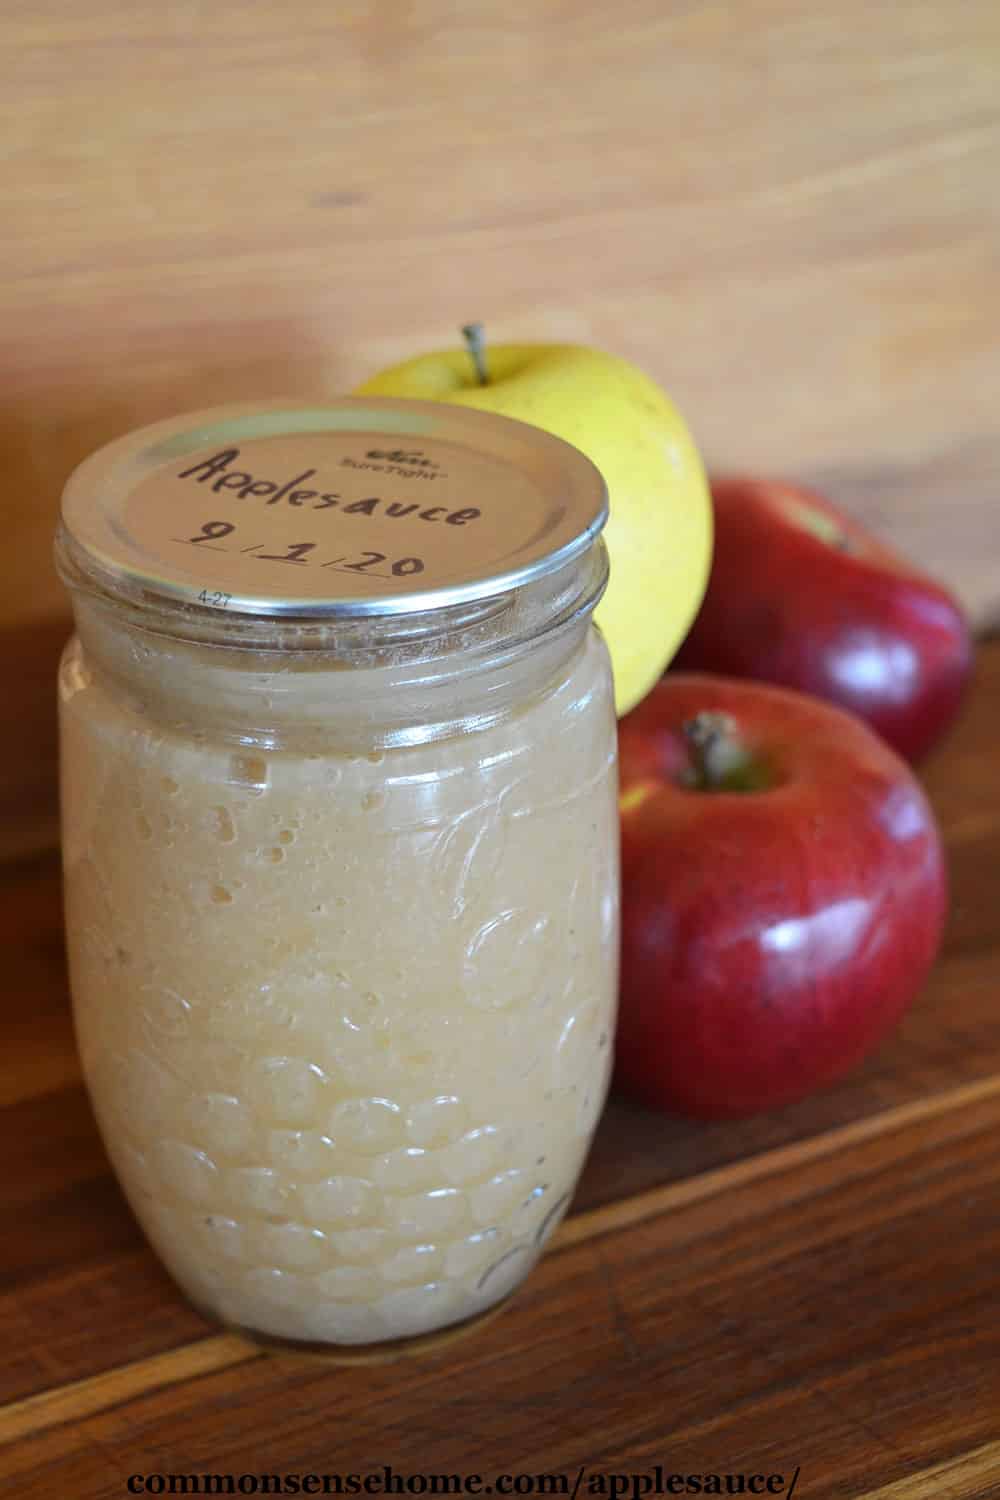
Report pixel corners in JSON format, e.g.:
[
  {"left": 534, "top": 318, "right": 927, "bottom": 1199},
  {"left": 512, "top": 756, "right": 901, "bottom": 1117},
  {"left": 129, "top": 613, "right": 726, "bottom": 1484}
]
[{"left": 56, "top": 398, "right": 618, "bottom": 1356}]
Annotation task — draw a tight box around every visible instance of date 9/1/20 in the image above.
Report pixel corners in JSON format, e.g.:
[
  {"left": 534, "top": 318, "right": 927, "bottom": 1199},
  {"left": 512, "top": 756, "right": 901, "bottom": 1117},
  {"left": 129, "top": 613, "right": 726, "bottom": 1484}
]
[{"left": 181, "top": 519, "right": 426, "bottom": 579}]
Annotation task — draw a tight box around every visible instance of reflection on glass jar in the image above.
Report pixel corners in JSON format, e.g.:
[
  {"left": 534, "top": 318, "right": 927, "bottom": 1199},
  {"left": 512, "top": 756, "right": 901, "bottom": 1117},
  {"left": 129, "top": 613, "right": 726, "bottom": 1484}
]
[{"left": 56, "top": 398, "right": 619, "bottom": 1356}]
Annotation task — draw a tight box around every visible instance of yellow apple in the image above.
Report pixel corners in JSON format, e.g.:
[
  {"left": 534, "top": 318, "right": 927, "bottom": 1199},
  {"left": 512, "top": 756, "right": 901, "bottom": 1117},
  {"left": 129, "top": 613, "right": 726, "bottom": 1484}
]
[{"left": 353, "top": 338, "right": 712, "bottom": 716}]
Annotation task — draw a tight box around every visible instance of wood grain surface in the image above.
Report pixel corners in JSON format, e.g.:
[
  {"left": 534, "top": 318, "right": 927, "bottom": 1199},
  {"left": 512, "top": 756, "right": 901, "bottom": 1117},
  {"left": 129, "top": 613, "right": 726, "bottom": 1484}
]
[
  {"left": 1, "top": 639, "right": 999, "bottom": 1497},
  {"left": 3, "top": 6, "right": 1000, "bottom": 1491},
  {"left": 3, "top": 0, "right": 999, "bottom": 623},
  {"left": 4, "top": 0, "right": 1000, "bottom": 861}
]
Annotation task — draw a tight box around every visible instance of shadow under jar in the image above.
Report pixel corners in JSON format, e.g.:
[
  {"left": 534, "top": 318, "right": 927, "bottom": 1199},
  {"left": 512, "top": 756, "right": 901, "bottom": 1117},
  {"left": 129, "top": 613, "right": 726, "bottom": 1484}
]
[{"left": 55, "top": 397, "right": 619, "bottom": 1359}]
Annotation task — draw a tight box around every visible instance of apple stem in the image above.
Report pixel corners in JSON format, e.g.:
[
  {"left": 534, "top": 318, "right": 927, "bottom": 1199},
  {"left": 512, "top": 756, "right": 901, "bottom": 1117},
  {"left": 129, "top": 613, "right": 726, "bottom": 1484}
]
[
  {"left": 462, "top": 322, "right": 489, "bottom": 385},
  {"left": 682, "top": 712, "right": 769, "bottom": 793}
]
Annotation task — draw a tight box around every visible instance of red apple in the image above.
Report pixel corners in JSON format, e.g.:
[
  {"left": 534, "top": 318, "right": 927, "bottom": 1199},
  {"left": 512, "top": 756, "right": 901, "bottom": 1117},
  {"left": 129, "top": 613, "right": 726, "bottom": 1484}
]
[
  {"left": 672, "top": 476, "right": 973, "bottom": 763},
  {"left": 617, "top": 674, "right": 947, "bottom": 1119}
]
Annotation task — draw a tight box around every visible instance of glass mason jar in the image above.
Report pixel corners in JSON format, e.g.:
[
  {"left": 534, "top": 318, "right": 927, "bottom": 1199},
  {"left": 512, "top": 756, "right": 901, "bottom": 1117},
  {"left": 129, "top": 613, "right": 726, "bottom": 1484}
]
[{"left": 55, "top": 398, "right": 619, "bottom": 1358}]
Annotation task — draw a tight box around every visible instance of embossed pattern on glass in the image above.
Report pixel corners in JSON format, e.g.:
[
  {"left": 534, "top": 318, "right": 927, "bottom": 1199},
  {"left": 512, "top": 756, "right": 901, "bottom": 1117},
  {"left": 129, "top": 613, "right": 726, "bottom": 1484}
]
[{"left": 59, "top": 629, "right": 618, "bottom": 1347}]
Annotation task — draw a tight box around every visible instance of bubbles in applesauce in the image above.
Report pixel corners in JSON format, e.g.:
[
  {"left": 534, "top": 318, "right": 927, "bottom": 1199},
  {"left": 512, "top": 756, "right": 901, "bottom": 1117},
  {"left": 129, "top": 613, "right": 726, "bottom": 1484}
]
[
  {"left": 212, "top": 807, "right": 236, "bottom": 843},
  {"left": 229, "top": 754, "right": 269, "bottom": 793},
  {"left": 64, "top": 642, "right": 614, "bottom": 1343}
]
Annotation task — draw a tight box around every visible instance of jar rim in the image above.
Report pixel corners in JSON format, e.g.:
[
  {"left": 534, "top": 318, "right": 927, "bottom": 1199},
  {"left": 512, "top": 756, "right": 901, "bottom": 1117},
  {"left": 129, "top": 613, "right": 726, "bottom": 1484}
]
[
  {"left": 57, "top": 397, "right": 609, "bottom": 629},
  {"left": 56, "top": 524, "right": 609, "bottom": 662}
]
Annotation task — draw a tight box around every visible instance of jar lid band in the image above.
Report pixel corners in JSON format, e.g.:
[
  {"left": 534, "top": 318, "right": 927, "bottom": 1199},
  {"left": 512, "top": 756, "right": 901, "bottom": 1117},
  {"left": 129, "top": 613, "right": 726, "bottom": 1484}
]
[{"left": 58, "top": 398, "right": 608, "bottom": 621}]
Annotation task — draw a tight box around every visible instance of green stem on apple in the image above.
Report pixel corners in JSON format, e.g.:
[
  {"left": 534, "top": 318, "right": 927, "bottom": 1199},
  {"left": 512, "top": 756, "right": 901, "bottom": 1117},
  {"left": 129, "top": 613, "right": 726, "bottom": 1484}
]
[
  {"left": 777, "top": 491, "right": 857, "bottom": 553},
  {"left": 682, "top": 712, "right": 771, "bottom": 793},
  {"left": 462, "top": 322, "right": 489, "bottom": 385}
]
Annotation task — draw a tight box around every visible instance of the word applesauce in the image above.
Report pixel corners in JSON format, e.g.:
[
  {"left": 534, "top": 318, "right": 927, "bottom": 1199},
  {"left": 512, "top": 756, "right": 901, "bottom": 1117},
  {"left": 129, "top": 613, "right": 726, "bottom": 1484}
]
[{"left": 56, "top": 398, "right": 619, "bottom": 1355}]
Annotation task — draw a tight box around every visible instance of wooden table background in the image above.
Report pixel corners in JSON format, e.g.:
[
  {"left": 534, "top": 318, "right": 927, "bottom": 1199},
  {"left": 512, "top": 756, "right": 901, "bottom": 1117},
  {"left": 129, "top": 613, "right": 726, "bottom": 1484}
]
[
  {"left": 1, "top": 643, "right": 999, "bottom": 1498},
  {"left": 3, "top": 3, "right": 1000, "bottom": 1494}
]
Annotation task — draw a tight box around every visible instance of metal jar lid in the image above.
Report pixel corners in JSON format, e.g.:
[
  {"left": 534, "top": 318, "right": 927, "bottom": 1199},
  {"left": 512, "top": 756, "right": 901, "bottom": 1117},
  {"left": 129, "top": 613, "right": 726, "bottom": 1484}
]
[{"left": 58, "top": 397, "right": 609, "bottom": 620}]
